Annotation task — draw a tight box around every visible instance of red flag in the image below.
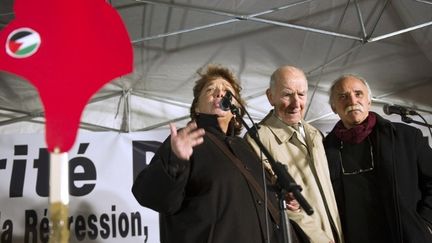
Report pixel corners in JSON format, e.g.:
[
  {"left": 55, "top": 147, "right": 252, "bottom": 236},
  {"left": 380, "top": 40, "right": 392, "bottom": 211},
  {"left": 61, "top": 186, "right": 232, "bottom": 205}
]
[{"left": 0, "top": 0, "right": 133, "bottom": 152}]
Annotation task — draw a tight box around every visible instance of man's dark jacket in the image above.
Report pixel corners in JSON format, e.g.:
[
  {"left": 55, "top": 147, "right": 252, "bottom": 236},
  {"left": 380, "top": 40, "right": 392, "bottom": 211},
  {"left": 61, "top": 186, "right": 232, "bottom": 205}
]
[{"left": 324, "top": 113, "right": 432, "bottom": 242}]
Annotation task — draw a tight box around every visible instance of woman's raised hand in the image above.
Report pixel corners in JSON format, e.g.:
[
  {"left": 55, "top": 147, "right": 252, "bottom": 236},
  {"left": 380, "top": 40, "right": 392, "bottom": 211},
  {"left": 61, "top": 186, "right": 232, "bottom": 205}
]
[{"left": 169, "top": 122, "right": 205, "bottom": 160}]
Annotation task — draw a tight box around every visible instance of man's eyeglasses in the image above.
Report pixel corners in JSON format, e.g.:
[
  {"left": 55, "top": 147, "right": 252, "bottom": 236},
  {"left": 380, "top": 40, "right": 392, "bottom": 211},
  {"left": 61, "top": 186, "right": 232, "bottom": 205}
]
[{"left": 338, "top": 137, "right": 374, "bottom": 175}]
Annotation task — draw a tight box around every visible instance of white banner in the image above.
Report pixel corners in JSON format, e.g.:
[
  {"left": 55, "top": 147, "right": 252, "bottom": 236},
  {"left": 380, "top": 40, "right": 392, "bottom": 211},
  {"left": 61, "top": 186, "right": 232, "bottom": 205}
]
[{"left": 0, "top": 130, "right": 170, "bottom": 243}]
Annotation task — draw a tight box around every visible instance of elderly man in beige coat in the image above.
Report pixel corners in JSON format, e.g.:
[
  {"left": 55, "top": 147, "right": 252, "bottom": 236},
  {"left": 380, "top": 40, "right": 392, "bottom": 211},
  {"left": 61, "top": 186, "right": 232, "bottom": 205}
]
[{"left": 245, "top": 65, "right": 343, "bottom": 243}]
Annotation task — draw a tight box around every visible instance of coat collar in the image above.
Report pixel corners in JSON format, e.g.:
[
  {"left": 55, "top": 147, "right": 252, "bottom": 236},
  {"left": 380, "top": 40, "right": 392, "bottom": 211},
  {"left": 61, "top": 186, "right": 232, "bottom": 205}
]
[
  {"left": 260, "top": 110, "right": 319, "bottom": 144},
  {"left": 374, "top": 112, "right": 395, "bottom": 131}
]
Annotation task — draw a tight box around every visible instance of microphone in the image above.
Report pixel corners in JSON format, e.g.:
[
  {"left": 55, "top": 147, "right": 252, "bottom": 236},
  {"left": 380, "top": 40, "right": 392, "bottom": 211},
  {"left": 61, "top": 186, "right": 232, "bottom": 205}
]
[
  {"left": 219, "top": 90, "right": 233, "bottom": 111},
  {"left": 383, "top": 104, "right": 418, "bottom": 116}
]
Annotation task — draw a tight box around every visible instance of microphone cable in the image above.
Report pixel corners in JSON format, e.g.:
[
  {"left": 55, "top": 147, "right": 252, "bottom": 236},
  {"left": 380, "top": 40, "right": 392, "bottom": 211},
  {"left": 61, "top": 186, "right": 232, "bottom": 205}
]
[{"left": 416, "top": 113, "right": 432, "bottom": 138}]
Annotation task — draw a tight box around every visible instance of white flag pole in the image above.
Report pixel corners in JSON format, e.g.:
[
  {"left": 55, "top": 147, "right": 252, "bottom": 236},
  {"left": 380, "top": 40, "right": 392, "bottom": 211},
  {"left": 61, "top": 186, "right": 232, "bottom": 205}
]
[{"left": 49, "top": 148, "right": 70, "bottom": 243}]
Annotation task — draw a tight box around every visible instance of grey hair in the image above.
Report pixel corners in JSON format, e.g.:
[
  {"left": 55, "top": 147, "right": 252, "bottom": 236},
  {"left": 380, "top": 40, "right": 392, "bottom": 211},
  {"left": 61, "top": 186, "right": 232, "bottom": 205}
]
[
  {"left": 329, "top": 74, "right": 372, "bottom": 111},
  {"left": 269, "top": 69, "right": 278, "bottom": 93}
]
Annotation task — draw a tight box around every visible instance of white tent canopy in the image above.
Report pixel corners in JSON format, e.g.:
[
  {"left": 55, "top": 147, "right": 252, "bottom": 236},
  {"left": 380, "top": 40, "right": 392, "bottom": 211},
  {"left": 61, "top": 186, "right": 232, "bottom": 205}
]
[{"left": 0, "top": 0, "right": 431, "bottom": 137}]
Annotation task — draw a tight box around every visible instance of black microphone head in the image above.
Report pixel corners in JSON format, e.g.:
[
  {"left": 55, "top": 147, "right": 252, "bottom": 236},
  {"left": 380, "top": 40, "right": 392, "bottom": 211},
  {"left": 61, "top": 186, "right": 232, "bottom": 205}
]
[
  {"left": 383, "top": 104, "right": 392, "bottom": 115},
  {"left": 219, "top": 90, "right": 233, "bottom": 111},
  {"left": 383, "top": 104, "right": 417, "bottom": 116}
]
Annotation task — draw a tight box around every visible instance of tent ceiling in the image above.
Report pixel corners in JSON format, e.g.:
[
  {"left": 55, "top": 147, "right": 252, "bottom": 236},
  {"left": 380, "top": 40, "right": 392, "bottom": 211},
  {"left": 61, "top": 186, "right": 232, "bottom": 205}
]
[{"left": 0, "top": 0, "right": 431, "bottom": 134}]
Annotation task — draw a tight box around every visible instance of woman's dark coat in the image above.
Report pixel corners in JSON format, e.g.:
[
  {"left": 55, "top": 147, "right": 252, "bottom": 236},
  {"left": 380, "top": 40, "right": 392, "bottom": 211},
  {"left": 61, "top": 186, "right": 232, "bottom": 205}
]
[{"left": 132, "top": 115, "right": 307, "bottom": 243}]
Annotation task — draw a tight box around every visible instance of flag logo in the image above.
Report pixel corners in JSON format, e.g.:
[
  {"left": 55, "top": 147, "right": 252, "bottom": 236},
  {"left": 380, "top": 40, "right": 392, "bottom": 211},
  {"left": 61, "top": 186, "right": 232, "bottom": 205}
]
[{"left": 6, "top": 28, "right": 41, "bottom": 58}]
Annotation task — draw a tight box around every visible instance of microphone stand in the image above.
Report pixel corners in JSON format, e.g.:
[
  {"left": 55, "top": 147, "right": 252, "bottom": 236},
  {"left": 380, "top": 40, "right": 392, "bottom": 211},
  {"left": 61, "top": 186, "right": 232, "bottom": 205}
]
[
  {"left": 401, "top": 115, "right": 432, "bottom": 128},
  {"left": 228, "top": 104, "right": 313, "bottom": 243}
]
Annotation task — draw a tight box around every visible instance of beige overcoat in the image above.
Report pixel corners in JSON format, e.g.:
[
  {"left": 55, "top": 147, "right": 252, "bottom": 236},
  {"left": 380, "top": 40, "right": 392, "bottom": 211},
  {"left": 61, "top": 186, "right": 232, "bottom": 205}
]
[{"left": 246, "top": 111, "right": 343, "bottom": 243}]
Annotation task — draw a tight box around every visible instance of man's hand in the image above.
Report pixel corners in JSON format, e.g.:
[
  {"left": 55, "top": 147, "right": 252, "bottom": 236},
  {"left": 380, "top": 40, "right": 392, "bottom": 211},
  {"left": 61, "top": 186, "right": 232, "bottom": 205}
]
[{"left": 285, "top": 192, "right": 301, "bottom": 212}]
